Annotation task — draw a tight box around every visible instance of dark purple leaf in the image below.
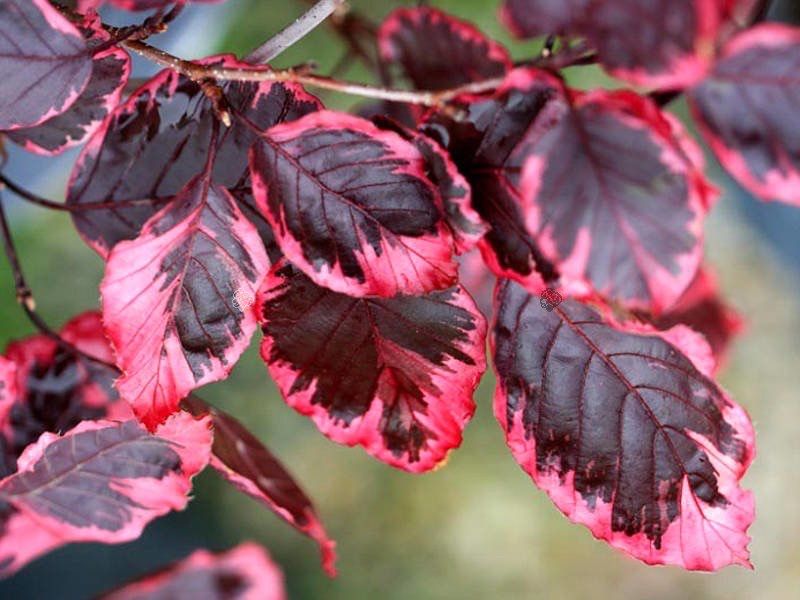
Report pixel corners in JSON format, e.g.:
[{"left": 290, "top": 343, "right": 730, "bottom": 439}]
[
  {"left": 492, "top": 279, "right": 755, "bottom": 570},
  {"left": 689, "top": 24, "right": 800, "bottom": 206},
  {"left": 249, "top": 111, "right": 457, "bottom": 297},
  {"left": 0, "top": 414, "right": 212, "bottom": 577},
  {"left": 258, "top": 261, "right": 486, "bottom": 472},
  {"left": 378, "top": 6, "right": 511, "bottom": 90},
  {"left": 500, "top": 0, "right": 722, "bottom": 88},
  {"left": 101, "top": 544, "right": 285, "bottom": 600},
  {"left": 6, "top": 15, "right": 130, "bottom": 155},
  {"left": 101, "top": 172, "right": 270, "bottom": 429},
  {"left": 0, "top": 0, "right": 93, "bottom": 130},
  {"left": 518, "top": 87, "right": 716, "bottom": 313},
  {"left": 182, "top": 396, "right": 336, "bottom": 576}
]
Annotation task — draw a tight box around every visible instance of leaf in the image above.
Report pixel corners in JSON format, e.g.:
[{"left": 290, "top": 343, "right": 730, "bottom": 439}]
[
  {"left": 249, "top": 111, "right": 457, "bottom": 298},
  {"left": 1, "top": 312, "right": 130, "bottom": 460},
  {"left": 0, "top": 413, "right": 212, "bottom": 577},
  {"left": 492, "top": 279, "right": 755, "bottom": 570},
  {"left": 101, "top": 173, "right": 270, "bottom": 429},
  {"left": 101, "top": 543, "right": 285, "bottom": 600},
  {"left": 258, "top": 261, "right": 486, "bottom": 472},
  {"left": 688, "top": 24, "right": 800, "bottom": 206},
  {"left": 378, "top": 6, "right": 511, "bottom": 90},
  {"left": 500, "top": 0, "right": 721, "bottom": 88},
  {"left": 519, "top": 87, "right": 716, "bottom": 313},
  {"left": 637, "top": 267, "right": 744, "bottom": 372},
  {"left": 0, "top": 0, "right": 93, "bottom": 131},
  {"left": 422, "top": 68, "right": 563, "bottom": 292},
  {"left": 67, "top": 56, "right": 321, "bottom": 257},
  {"left": 182, "top": 396, "right": 336, "bottom": 576},
  {"left": 6, "top": 14, "right": 130, "bottom": 156}
]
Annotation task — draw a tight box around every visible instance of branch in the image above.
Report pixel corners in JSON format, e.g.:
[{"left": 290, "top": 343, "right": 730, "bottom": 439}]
[
  {"left": 246, "top": 0, "right": 346, "bottom": 64},
  {"left": 123, "top": 38, "right": 589, "bottom": 109},
  {"left": 0, "top": 174, "right": 169, "bottom": 212},
  {"left": 0, "top": 191, "right": 114, "bottom": 368}
]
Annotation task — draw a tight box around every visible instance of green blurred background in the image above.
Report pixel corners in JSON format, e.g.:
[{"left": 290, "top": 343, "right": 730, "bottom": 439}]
[{"left": 1, "top": 1, "right": 799, "bottom": 598}]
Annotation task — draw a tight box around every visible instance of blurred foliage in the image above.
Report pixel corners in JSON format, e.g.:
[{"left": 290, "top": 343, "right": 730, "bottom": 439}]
[{"left": 0, "top": 1, "right": 798, "bottom": 598}]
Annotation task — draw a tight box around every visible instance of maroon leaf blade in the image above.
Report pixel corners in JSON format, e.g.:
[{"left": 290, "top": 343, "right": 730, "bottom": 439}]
[
  {"left": 520, "top": 87, "right": 715, "bottom": 312},
  {"left": 6, "top": 16, "right": 130, "bottom": 156},
  {"left": 101, "top": 176, "right": 270, "bottom": 429},
  {"left": 258, "top": 261, "right": 487, "bottom": 473},
  {"left": 378, "top": 6, "right": 511, "bottom": 90},
  {"left": 0, "top": 413, "right": 212, "bottom": 577},
  {"left": 250, "top": 111, "right": 457, "bottom": 298},
  {"left": 182, "top": 396, "right": 336, "bottom": 576},
  {"left": 639, "top": 267, "right": 744, "bottom": 372},
  {"left": 0, "top": 0, "right": 93, "bottom": 131},
  {"left": 67, "top": 57, "right": 321, "bottom": 257},
  {"left": 492, "top": 279, "right": 755, "bottom": 571},
  {"left": 689, "top": 24, "right": 800, "bottom": 206},
  {"left": 423, "top": 68, "right": 565, "bottom": 292},
  {"left": 101, "top": 543, "right": 285, "bottom": 600},
  {"left": 500, "top": 0, "right": 721, "bottom": 89}
]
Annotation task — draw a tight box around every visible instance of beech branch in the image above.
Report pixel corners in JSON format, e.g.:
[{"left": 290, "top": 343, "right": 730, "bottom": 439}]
[
  {"left": 122, "top": 38, "right": 595, "bottom": 109},
  {"left": 0, "top": 191, "right": 113, "bottom": 367},
  {"left": 247, "top": 0, "right": 347, "bottom": 64}
]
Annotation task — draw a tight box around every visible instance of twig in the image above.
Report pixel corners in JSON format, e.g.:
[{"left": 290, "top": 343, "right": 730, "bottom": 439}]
[
  {"left": 0, "top": 174, "right": 169, "bottom": 213},
  {"left": 124, "top": 38, "right": 560, "bottom": 108},
  {"left": 0, "top": 191, "right": 115, "bottom": 368},
  {"left": 247, "top": 0, "right": 346, "bottom": 64}
]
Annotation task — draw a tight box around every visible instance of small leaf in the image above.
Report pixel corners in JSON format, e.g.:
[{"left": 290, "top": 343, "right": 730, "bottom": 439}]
[
  {"left": 0, "top": 0, "right": 93, "bottom": 131},
  {"left": 101, "top": 175, "right": 269, "bottom": 429},
  {"left": 101, "top": 543, "right": 285, "bottom": 600},
  {"left": 78, "top": 0, "right": 227, "bottom": 11},
  {"left": 423, "top": 68, "right": 563, "bottom": 291},
  {"left": 0, "top": 413, "right": 212, "bottom": 577},
  {"left": 182, "top": 396, "right": 336, "bottom": 576},
  {"left": 6, "top": 15, "right": 130, "bottom": 155},
  {"left": 258, "top": 261, "right": 486, "bottom": 472},
  {"left": 250, "top": 111, "right": 457, "bottom": 298},
  {"left": 500, "top": 0, "right": 721, "bottom": 88},
  {"left": 492, "top": 279, "right": 755, "bottom": 570},
  {"left": 689, "top": 24, "right": 800, "bottom": 206},
  {"left": 519, "top": 87, "right": 715, "bottom": 312},
  {"left": 378, "top": 6, "right": 511, "bottom": 90},
  {"left": 67, "top": 56, "right": 321, "bottom": 257}
]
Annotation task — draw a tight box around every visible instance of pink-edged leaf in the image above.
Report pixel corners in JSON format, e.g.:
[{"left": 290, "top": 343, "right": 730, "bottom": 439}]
[
  {"left": 372, "top": 116, "right": 487, "bottom": 254},
  {"left": 78, "top": 0, "right": 226, "bottom": 11},
  {"left": 258, "top": 261, "right": 486, "bottom": 472},
  {"left": 639, "top": 267, "right": 744, "bottom": 372},
  {"left": 378, "top": 6, "right": 511, "bottom": 90},
  {"left": 689, "top": 24, "right": 800, "bottom": 206},
  {"left": 101, "top": 543, "right": 285, "bottom": 600},
  {"left": 0, "top": 0, "right": 93, "bottom": 131},
  {"left": 250, "top": 111, "right": 457, "bottom": 298},
  {"left": 1, "top": 312, "right": 130, "bottom": 460},
  {"left": 0, "top": 413, "right": 212, "bottom": 577},
  {"left": 422, "top": 68, "right": 563, "bottom": 292},
  {"left": 101, "top": 173, "right": 270, "bottom": 429},
  {"left": 520, "top": 87, "right": 716, "bottom": 313},
  {"left": 500, "top": 0, "right": 721, "bottom": 89},
  {"left": 492, "top": 279, "right": 755, "bottom": 571},
  {"left": 6, "top": 14, "right": 130, "bottom": 156},
  {"left": 182, "top": 396, "right": 336, "bottom": 576},
  {"left": 67, "top": 56, "right": 321, "bottom": 257}
]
